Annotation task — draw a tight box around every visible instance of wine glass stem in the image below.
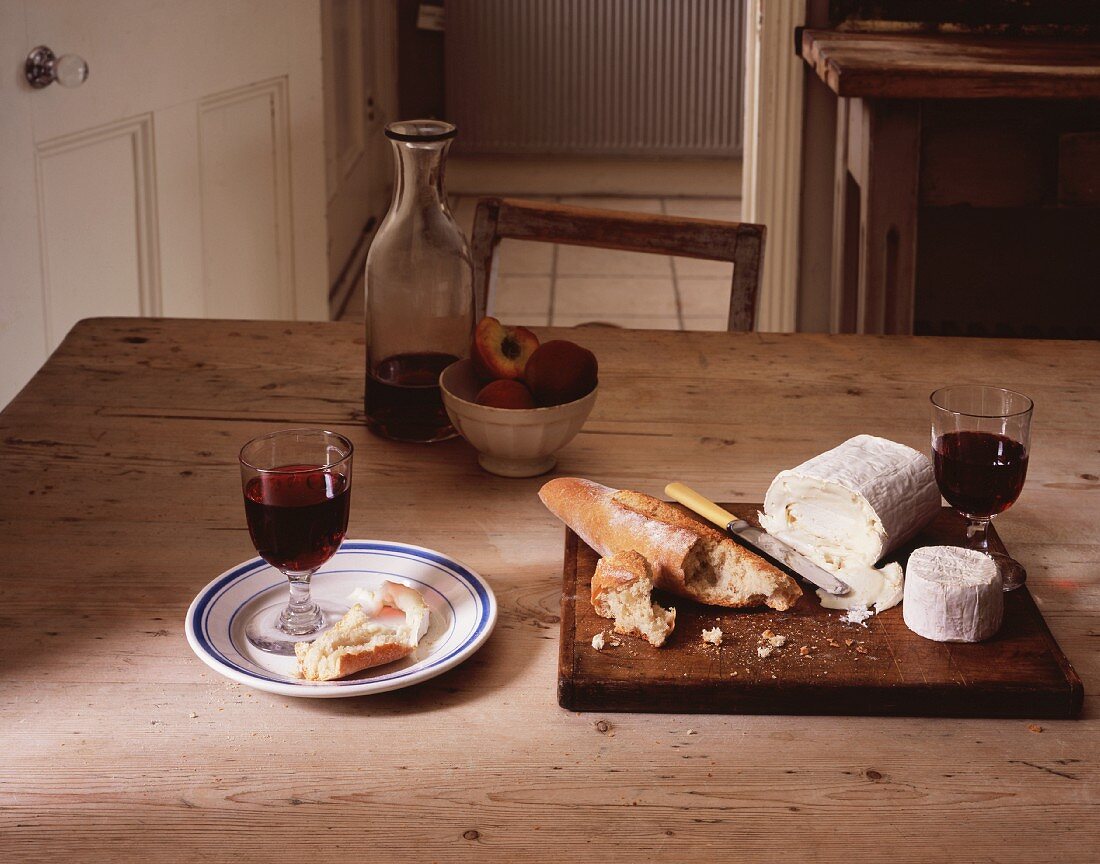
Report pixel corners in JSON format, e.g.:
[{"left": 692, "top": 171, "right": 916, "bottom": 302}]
[
  {"left": 279, "top": 571, "right": 323, "bottom": 635},
  {"left": 966, "top": 516, "right": 992, "bottom": 550}
]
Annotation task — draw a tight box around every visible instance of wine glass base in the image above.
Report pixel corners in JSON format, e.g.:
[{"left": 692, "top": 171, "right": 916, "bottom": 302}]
[
  {"left": 244, "top": 599, "right": 349, "bottom": 655},
  {"left": 991, "top": 553, "right": 1027, "bottom": 592}
]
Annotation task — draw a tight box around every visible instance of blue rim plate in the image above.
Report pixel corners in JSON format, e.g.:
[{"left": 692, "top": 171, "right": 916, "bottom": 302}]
[{"left": 184, "top": 540, "right": 497, "bottom": 698}]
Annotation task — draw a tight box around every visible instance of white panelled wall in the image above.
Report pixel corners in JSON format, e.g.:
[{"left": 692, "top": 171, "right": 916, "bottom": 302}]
[{"left": 0, "top": 0, "right": 394, "bottom": 408}]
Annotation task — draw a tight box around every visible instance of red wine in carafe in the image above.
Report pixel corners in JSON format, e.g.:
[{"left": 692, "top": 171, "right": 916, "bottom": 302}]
[
  {"left": 366, "top": 352, "right": 458, "bottom": 443},
  {"left": 244, "top": 467, "right": 350, "bottom": 572},
  {"left": 933, "top": 431, "right": 1028, "bottom": 517}
]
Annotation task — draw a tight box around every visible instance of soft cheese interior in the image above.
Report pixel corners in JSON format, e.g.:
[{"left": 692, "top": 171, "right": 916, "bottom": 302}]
[
  {"left": 349, "top": 583, "right": 430, "bottom": 643},
  {"left": 760, "top": 435, "right": 941, "bottom": 616}
]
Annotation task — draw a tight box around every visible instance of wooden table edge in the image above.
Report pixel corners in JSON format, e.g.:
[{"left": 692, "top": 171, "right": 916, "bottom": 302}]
[{"left": 800, "top": 28, "right": 1100, "bottom": 100}]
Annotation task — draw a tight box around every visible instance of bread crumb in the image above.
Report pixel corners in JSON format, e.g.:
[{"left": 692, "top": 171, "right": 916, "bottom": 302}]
[
  {"left": 757, "top": 645, "right": 773, "bottom": 659},
  {"left": 1028, "top": 724, "right": 1043, "bottom": 734},
  {"left": 761, "top": 629, "right": 775, "bottom": 639},
  {"left": 592, "top": 632, "right": 606, "bottom": 651},
  {"left": 188, "top": 712, "right": 198, "bottom": 719},
  {"left": 687, "top": 729, "right": 697, "bottom": 735},
  {"left": 844, "top": 639, "right": 854, "bottom": 647},
  {"left": 855, "top": 645, "right": 867, "bottom": 654},
  {"left": 828, "top": 639, "right": 841, "bottom": 648},
  {"left": 765, "top": 633, "right": 786, "bottom": 648},
  {"left": 701, "top": 627, "right": 723, "bottom": 646},
  {"left": 799, "top": 645, "right": 811, "bottom": 656}
]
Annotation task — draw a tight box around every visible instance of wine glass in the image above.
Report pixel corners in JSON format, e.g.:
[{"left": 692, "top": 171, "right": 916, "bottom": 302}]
[
  {"left": 239, "top": 429, "right": 354, "bottom": 654},
  {"left": 930, "top": 386, "right": 1033, "bottom": 591}
]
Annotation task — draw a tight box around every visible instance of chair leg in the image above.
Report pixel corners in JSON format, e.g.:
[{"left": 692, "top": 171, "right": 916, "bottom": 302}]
[
  {"left": 728, "top": 227, "right": 765, "bottom": 332},
  {"left": 470, "top": 199, "right": 501, "bottom": 321}
]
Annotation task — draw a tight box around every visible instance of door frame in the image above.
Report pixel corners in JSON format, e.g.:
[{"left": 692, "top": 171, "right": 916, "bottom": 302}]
[{"left": 741, "top": 0, "right": 805, "bottom": 333}]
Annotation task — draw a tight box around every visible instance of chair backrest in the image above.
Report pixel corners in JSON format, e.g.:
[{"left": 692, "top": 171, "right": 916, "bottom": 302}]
[{"left": 470, "top": 197, "right": 766, "bottom": 332}]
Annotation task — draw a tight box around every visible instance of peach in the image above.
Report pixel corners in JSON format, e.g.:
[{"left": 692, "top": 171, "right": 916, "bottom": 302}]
[
  {"left": 471, "top": 317, "right": 539, "bottom": 381},
  {"left": 475, "top": 379, "right": 537, "bottom": 409},
  {"left": 524, "top": 340, "right": 598, "bottom": 406}
]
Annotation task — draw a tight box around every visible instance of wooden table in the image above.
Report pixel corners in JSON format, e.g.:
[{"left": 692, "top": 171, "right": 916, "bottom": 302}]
[{"left": 2, "top": 318, "right": 1097, "bottom": 862}]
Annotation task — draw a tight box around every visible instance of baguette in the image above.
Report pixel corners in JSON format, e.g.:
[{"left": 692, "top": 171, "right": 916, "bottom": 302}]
[
  {"left": 295, "top": 581, "right": 429, "bottom": 681},
  {"left": 540, "top": 478, "right": 801, "bottom": 611},
  {"left": 591, "top": 550, "right": 676, "bottom": 647}
]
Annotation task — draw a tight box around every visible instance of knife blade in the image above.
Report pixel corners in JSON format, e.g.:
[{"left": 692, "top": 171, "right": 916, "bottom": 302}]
[{"left": 664, "top": 482, "right": 850, "bottom": 596}]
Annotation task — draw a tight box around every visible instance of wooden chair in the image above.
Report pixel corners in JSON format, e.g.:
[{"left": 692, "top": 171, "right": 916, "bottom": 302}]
[{"left": 470, "top": 197, "right": 766, "bottom": 332}]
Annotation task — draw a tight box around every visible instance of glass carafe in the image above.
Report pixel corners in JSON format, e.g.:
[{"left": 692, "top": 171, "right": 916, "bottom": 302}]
[{"left": 364, "top": 120, "right": 473, "bottom": 442}]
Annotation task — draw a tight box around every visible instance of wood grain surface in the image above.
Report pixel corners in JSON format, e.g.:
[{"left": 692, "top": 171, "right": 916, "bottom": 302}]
[
  {"left": 801, "top": 29, "right": 1100, "bottom": 99},
  {"left": 1, "top": 318, "right": 1098, "bottom": 863},
  {"left": 560, "top": 504, "right": 1082, "bottom": 717}
]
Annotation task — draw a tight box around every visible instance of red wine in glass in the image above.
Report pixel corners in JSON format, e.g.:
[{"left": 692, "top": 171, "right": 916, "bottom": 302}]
[
  {"left": 930, "top": 385, "right": 1033, "bottom": 591},
  {"left": 933, "top": 431, "right": 1028, "bottom": 517},
  {"left": 366, "top": 351, "right": 459, "bottom": 443},
  {"left": 239, "top": 429, "right": 354, "bottom": 654},
  {"left": 244, "top": 467, "right": 350, "bottom": 573}
]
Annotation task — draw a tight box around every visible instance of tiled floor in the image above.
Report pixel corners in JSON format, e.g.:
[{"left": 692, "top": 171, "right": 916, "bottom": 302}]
[{"left": 341, "top": 195, "right": 741, "bottom": 332}]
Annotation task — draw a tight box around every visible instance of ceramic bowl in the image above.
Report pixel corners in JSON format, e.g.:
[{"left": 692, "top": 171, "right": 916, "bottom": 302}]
[{"left": 439, "top": 359, "right": 598, "bottom": 477}]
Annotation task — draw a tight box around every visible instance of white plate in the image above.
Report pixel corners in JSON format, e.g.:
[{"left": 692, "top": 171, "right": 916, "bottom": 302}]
[{"left": 184, "top": 540, "right": 497, "bottom": 698}]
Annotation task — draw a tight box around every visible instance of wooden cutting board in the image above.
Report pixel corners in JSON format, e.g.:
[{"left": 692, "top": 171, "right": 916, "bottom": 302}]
[{"left": 558, "top": 504, "right": 1083, "bottom": 718}]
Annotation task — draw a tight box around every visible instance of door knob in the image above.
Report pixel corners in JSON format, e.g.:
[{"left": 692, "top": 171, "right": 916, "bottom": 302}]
[{"left": 25, "top": 46, "right": 89, "bottom": 89}]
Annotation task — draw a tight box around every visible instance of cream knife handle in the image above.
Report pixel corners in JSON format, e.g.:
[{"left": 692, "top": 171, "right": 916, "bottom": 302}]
[{"left": 665, "top": 482, "right": 737, "bottom": 530}]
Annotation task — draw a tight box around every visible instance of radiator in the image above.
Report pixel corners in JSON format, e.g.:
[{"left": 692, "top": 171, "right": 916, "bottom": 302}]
[{"left": 444, "top": 0, "right": 744, "bottom": 157}]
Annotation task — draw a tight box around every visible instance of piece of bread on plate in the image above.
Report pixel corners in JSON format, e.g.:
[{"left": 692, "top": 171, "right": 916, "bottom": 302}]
[
  {"left": 540, "top": 477, "right": 801, "bottom": 611},
  {"left": 591, "top": 550, "right": 676, "bottom": 647},
  {"left": 295, "top": 580, "right": 429, "bottom": 681}
]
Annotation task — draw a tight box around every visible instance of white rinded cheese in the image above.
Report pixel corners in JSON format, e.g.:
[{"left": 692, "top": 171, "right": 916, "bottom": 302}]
[
  {"left": 759, "top": 435, "right": 941, "bottom": 616},
  {"left": 903, "top": 546, "right": 1003, "bottom": 642}
]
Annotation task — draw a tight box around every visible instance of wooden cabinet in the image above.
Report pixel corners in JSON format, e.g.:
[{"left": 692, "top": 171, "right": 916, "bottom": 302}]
[{"left": 801, "top": 29, "right": 1100, "bottom": 337}]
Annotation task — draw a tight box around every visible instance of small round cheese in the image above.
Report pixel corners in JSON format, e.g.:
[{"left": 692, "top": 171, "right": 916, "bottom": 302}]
[{"left": 903, "top": 546, "right": 1003, "bottom": 642}]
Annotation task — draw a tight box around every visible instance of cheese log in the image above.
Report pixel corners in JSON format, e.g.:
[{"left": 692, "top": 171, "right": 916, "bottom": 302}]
[
  {"left": 760, "top": 435, "right": 941, "bottom": 569},
  {"left": 903, "top": 546, "right": 1003, "bottom": 642},
  {"left": 540, "top": 478, "right": 802, "bottom": 611}
]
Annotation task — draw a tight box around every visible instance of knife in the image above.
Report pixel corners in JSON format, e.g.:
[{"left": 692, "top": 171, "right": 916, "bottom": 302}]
[{"left": 664, "top": 482, "right": 850, "bottom": 596}]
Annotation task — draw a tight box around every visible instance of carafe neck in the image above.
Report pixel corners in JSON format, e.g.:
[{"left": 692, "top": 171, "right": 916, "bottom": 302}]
[
  {"left": 386, "top": 120, "right": 457, "bottom": 215},
  {"left": 392, "top": 140, "right": 449, "bottom": 212}
]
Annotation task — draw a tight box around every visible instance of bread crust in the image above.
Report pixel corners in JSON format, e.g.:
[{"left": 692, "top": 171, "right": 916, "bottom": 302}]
[
  {"left": 295, "top": 581, "right": 430, "bottom": 681},
  {"left": 540, "top": 477, "right": 800, "bottom": 610},
  {"left": 299, "top": 640, "right": 414, "bottom": 681},
  {"left": 590, "top": 550, "right": 675, "bottom": 647},
  {"left": 590, "top": 549, "right": 651, "bottom": 607}
]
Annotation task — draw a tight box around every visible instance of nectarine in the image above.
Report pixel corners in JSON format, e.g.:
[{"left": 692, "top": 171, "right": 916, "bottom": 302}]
[
  {"left": 475, "top": 379, "right": 537, "bottom": 409},
  {"left": 471, "top": 317, "right": 539, "bottom": 380},
  {"left": 524, "top": 340, "right": 598, "bottom": 406}
]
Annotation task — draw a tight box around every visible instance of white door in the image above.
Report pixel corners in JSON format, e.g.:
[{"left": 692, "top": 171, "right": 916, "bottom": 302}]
[
  {"left": 0, "top": 0, "right": 329, "bottom": 407},
  {"left": 322, "top": 0, "right": 398, "bottom": 319}
]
